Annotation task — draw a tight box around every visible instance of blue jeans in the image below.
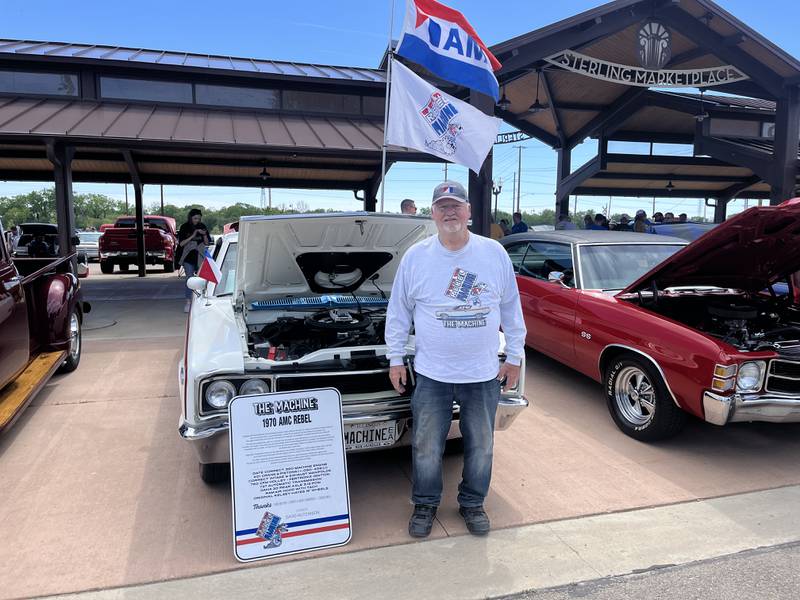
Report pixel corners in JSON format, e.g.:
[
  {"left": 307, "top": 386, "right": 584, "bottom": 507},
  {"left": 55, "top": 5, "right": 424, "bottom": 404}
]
[
  {"left": 411, "top": 373, "right": 500, "bottom": 508},
  {"left": 183, "top": 261, "right": 196, "bottom": 299}
]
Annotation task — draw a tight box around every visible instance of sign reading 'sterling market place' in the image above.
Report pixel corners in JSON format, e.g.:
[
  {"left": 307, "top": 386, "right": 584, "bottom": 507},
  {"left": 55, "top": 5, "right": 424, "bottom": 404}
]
[{"left": 545, "top": 50, "right": 749, "bottom": 88}]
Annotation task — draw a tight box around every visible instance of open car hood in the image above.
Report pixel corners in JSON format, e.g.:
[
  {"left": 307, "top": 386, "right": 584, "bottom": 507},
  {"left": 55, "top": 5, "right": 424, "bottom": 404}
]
[
  {"left": 236, "top": 213, "right": 436, "bottom": 301},
  {"left": 620, "top": 202, "right": 800, "bottom": 295}
]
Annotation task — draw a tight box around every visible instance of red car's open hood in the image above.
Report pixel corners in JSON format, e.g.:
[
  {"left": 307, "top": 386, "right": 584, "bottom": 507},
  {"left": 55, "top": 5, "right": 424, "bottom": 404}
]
[{"left": 619, "top": 202, "right": 800, "bottom": 295}]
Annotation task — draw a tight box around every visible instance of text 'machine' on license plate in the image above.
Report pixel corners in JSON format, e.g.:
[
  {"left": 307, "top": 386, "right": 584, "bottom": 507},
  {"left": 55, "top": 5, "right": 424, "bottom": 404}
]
[{"left": 344, "top": 421, "right": 400, "bottom": 450}]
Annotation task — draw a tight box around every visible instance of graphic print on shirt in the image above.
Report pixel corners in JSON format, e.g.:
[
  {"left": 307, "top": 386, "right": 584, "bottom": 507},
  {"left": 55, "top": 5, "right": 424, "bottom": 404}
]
[{"left": 436, "top": 267, "right": 490, "bottom": 328}]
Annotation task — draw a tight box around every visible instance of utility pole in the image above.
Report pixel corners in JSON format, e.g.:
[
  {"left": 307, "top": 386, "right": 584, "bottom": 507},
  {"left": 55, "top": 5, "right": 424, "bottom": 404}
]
[
  {"left": 160, "top": 184, "right": 164, "bottom": 215},
  {"left": 443, "top": 163, "right": 448, "bottom": 180},
  {"left": 608, "top": 196, "right": 612, "bottom": 218},
  {"left": 260, "top": 187, "right": 266, "bottom": 210},
  {"left": 268, "top": 188, "right": 272, "bottom": 209},
  {"left": 573, "top": 195, "right": 578, "bottom": 216},
  {"left": 124, "top": 184, "right": 129, "bottom": 213},
  {"left": 511, "top": 171, "right": 516, "bottom": 213},
  {"left": 514, "top": 145, "right": 524, "bottom": 213}
]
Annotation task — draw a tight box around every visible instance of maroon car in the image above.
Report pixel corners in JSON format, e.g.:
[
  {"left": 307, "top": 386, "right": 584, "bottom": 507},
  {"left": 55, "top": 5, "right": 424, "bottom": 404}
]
[
  {"left": 0, "top": 220, "right": 87, "bottom": 433},
  {"left": 501, "top": 202, "right": 800, "bottom": 441}
]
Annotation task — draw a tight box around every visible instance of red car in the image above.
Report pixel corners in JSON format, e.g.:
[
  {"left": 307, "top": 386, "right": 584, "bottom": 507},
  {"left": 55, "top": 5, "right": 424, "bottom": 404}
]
[
  {"left": 501, "top": 202, "right": 800, "bottom": 441},
  {"left": 0, "top": 220, "right": 88, "bottom": 433},
  {"left": 99, "top": 215, "right": 177, "bottom": 273}
]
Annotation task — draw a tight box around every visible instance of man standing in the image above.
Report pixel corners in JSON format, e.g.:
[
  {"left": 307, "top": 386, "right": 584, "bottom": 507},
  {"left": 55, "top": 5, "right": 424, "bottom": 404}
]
[
  {"left": 386, "top": 181, "right": 526, "bottom": 538},
  {"left": 510, "top": 212, "right": 528, "bottom": 234},
  {"left": 555, "top": 214, "right": 576, "bottom": 230},
  {"left": 400, "top": 199, "right": 418, "bottom": 215}
]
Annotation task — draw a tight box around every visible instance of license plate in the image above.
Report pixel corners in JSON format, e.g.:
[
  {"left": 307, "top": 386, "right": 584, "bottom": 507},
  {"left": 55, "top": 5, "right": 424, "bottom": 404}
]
[{"left": 344, "top": 421, "right": 401, "bottom": 450}]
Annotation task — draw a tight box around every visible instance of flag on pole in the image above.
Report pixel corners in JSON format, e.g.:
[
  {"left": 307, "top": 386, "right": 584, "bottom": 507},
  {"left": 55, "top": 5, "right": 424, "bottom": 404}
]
[
  {"left": 197, "top": 247, "right": 222, "bottom": 285},
  {"left": 386, "top": 60, "right": 501, "bottom": 174},
  {"left": 396, "top": 0, "right": 501, "bottom": 100}
]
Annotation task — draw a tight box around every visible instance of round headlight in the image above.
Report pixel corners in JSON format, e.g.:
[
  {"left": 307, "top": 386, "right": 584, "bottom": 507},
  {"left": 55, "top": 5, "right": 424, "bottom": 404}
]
[
  {"left": 736, "top": 362, "right": 764, "bottom": 392},
  {"left": 240, "top": 378, "right": 269, "bottom": 396},
  {"left": 205, "top": 380, "right": 236, "bottom": 409}
]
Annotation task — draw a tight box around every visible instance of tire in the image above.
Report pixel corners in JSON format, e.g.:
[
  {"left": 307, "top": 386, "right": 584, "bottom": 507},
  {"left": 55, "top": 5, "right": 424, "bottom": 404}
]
[
  {"left": 100, "top": 261, "right": 114, "bottom": 274},
  {"left": 57, "top": 309, "right": 82, "bottom": 374},
  {"left": 604, "top": 355, "right": 686, "bottom": 441},
  {"left": 163, "top": 260, "right": 175, "bottom": 273},
  {"left": 200, "top": 462, "right": 230, "bottom": 485}
]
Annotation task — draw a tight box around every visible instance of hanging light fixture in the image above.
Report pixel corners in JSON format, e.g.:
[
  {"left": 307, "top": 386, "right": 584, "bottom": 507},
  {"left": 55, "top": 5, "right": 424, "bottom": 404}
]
[
  {"left": 497, "top": 86, "right": 511, "bottom": 111},
  {"left": 666, "top": 180, "right": 675, "bottom": 192},
  {"left": 527, "top": 70, "right": 546, "bottom": 114},
  {"left": 259, "top": 162, "right": 270, "bottom": 182},
  {"left": 695, "top": 89, "right": 709, "bottom": 122}
]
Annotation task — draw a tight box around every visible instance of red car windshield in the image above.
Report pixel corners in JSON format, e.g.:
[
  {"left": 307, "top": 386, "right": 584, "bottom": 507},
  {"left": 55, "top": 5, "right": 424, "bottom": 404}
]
[{"left": 580, "top": 244, "right": 684, "bottom": 291}]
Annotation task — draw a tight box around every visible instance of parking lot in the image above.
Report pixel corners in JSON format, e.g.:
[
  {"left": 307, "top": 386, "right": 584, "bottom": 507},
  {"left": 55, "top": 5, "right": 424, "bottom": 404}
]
[{"left": 2, "top": 265, "right": 800, "bottom": 599}]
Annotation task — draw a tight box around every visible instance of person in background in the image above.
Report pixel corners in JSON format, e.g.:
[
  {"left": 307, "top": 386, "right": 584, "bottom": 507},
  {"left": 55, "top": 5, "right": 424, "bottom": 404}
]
[
  {"left": 587, "top": 214, "right": 609, "bottom": 230},
  {"left": 177, "top": 208, "right": 212, "bottom": 313},
  {"left": 663, "top": 212, "right": 676, "bottom": 223},
  {"left": 499, "top": 219, "right": 511, "bottom": 236},
  {"left": 511, "top": 212, "right": 529, "bottom": 234},
  {"left": 614, "top": 214, "right": 632, "bottom": 231},
  {"left": 555, "top": 214, "right": 577, "bottom": 230},
  {"left": 633, "top": 211, "right": 649, "bottom": 233},
  {"left": 8, "top": 225, "right": 20, "bottom": 252},
  {"left": 400, "top": 199, "right": 418, "bottom": 215},
  {"left": 583, "top": 214, "right": 593, "bottom": 229},
  {"left": 489, "top": 216, "right": 505, "bottom": 240},
  {"left": 652, "top": 212, "right": 664, "bottom": 224},
  {"left": 27, "top": 234, "right": 52, "bottom": 258},
  {"left": 678, "top": 213, "right": 688, "bottom": 223}
]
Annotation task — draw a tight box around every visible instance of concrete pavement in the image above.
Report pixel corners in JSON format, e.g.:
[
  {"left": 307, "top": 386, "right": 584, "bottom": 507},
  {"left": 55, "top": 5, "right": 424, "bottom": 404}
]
[
  {"left": 2, "top": 265, "right": 800, "bottom": 598},
  {"left": 49, "top": 485, "right": 800, "bottom": 600}
]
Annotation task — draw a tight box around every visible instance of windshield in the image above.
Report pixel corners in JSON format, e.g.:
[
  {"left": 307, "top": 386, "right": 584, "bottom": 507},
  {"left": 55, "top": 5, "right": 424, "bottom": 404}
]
[
  {"left": 579, "top": 244, "right": 684, "bottom": 291},
  {"left": 78, "top": 232, "right": 102, "bottom": 243},
  {"left": 215, "top": 242, "right": 237, "bottom": 296}
]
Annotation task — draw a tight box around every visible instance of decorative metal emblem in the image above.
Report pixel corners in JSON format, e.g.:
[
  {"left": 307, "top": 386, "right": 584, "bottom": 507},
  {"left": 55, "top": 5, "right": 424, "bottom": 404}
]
[{"left": 638, "top": 20, "right": 672, "bottom": 70}]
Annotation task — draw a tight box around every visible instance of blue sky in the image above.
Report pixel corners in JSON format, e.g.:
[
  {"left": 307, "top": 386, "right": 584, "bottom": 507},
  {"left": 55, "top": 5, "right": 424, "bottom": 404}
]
[{"left": 1, "top": 0, "right": 798, "bottom": 217}]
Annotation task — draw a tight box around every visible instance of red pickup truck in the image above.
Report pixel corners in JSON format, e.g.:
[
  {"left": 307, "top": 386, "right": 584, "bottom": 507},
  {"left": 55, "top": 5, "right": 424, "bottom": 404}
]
[
  {"left": 0, "top": 219, "right": 88, "bottom": 433},
  {"left": 99, "top": 215, "right": 178, "bottom": 274}
]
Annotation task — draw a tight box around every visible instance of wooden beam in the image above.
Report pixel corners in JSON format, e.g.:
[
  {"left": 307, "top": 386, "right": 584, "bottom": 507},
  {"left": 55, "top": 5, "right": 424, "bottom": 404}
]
[
  {"left": 605, "top": 131, "right": 695, "bottom": 144},
  {"left": 495, "top": 107, "right": 561, "bottom": 148},
  {"left": 605, "top": 153, "right": 732, "bottom": 167},
  {"left": 694, "top": 135, "right": 774, "bottom": 182},
  {"left": 719, "top": 174, "right": 762, "bottom": 201},
  {"left": 540, "top": 70, "right": 565, "bottom": 145},
  {"left": 567, "top": 88, "right": 648, "bottom": 149},
  {"left": 557, "top": 156, "right": 601, "bottom": 200},
  {"left": 659, "top": 6, "right": 785, "bottom": 98},
  {"left": 573, "top": 186, "right": 770, "bottom": 199},
  {"left": 770, "top": 87, "right": 800, "bottom": 204},
  {"left": 592, "top": 172, "right": 756, "bottom": 183}
]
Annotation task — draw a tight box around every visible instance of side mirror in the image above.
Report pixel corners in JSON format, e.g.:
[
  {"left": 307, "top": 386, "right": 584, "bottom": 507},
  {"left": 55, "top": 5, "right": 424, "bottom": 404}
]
[
  {"left": 186, "top": 276, "right": 208, "bottom": 292},
  {"left": 548, "top": 271, "right": 566, "bottom": 285}
]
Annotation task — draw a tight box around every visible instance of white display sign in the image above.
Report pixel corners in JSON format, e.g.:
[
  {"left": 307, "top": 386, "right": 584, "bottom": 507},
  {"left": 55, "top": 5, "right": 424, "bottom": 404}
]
[
  {"left": 228, "top": 387, "right": 351, "bottom": 562},
  {"left": 545, "top": 50, "right": 749, "bottom": 88}
]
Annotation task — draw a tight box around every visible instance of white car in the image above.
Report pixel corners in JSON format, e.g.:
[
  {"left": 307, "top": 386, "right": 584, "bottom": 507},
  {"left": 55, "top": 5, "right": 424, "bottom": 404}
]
[{"left": 178, "top": 213, "right": 529, "bottom": 484}]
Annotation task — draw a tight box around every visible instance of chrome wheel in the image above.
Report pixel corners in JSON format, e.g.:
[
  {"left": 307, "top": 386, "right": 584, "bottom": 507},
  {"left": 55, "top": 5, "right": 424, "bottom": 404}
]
[
  {"left": 68, "top": 311, "right": 80, "bottom": 361},
  {"left": 613, "top": 366, "right": 655, "bottom": 427}
]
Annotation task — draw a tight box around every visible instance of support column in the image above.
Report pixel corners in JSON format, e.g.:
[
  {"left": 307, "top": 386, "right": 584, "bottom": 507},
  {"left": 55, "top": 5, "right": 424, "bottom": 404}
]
[
  {"left": 364, "top": 171, "right": 382, "bottom": 213},
  {"left": 46, "top": 141, "right": 76, "bottom": 260},
  {"left": 468, "top": 91, "right": 494, "bottom": 237},
  {"left": 123, "top": 151, "right": 146, "bottom": 277},
  {"left": 713, "top": 198, "right": 729, "bottom": 223},
  {"left": 554, "top": 146, "right": 572, "bottom": 221},
  {"left": 770, "top": 86, "right": 800, "bottom": 204}
]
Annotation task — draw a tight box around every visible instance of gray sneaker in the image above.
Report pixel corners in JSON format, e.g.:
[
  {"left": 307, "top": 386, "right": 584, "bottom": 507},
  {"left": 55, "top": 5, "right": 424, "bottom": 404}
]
[
  {"left": 459, "top": 505, "right": 490, "bottom": 536},
  {"left": 408, "top": 504, "right": 437, "bottom": 538}
]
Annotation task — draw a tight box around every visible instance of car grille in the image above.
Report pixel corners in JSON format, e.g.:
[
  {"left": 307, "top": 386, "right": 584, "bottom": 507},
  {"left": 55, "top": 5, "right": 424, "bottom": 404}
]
[
  {"left": 276, "top": 371, "right": 399, "bottom": 396},
  {"left": 765, "top": 360, "right": 800, "bottom": 394}
]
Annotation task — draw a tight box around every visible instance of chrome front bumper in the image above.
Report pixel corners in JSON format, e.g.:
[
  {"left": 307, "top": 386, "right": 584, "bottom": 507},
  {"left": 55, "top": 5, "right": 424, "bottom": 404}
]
[
  {"left": 179, "top": 395, "right": 529, "bottom": 464},
  {"left": 703, "top": 391, "right": 800, "bottom": 425}
]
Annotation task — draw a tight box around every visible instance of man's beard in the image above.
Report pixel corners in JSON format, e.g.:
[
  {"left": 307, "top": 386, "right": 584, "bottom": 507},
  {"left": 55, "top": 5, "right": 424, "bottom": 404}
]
[{"left": 439, "top": 220, "right": 465, "bottom": 234}]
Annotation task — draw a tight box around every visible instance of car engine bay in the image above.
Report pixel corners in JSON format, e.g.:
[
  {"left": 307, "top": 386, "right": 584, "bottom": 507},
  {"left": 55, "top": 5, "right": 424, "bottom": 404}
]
[
  {"left": 246, "top": 295, "right": 389, "bottom": 361},
  {"left": 625, "top": 289, "right": 800, "bottom": 353}
]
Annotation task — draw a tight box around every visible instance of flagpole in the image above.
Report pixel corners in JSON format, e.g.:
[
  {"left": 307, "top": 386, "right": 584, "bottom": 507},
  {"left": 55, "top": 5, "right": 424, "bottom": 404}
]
[{"left": 379, "top": 0, "right": 396, "bottom": 213}]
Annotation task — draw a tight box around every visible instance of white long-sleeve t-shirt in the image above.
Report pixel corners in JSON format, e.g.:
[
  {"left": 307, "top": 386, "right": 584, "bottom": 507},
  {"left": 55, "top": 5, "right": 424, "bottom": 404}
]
[{"left": 385, "top": 232, "right": 526, "bottom": 383}]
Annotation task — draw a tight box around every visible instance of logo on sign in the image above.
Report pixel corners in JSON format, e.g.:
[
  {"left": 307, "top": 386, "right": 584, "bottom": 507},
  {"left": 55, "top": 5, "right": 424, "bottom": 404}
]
[{"left": 638, "top": 20, "right": 671, "bottom": 70}]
